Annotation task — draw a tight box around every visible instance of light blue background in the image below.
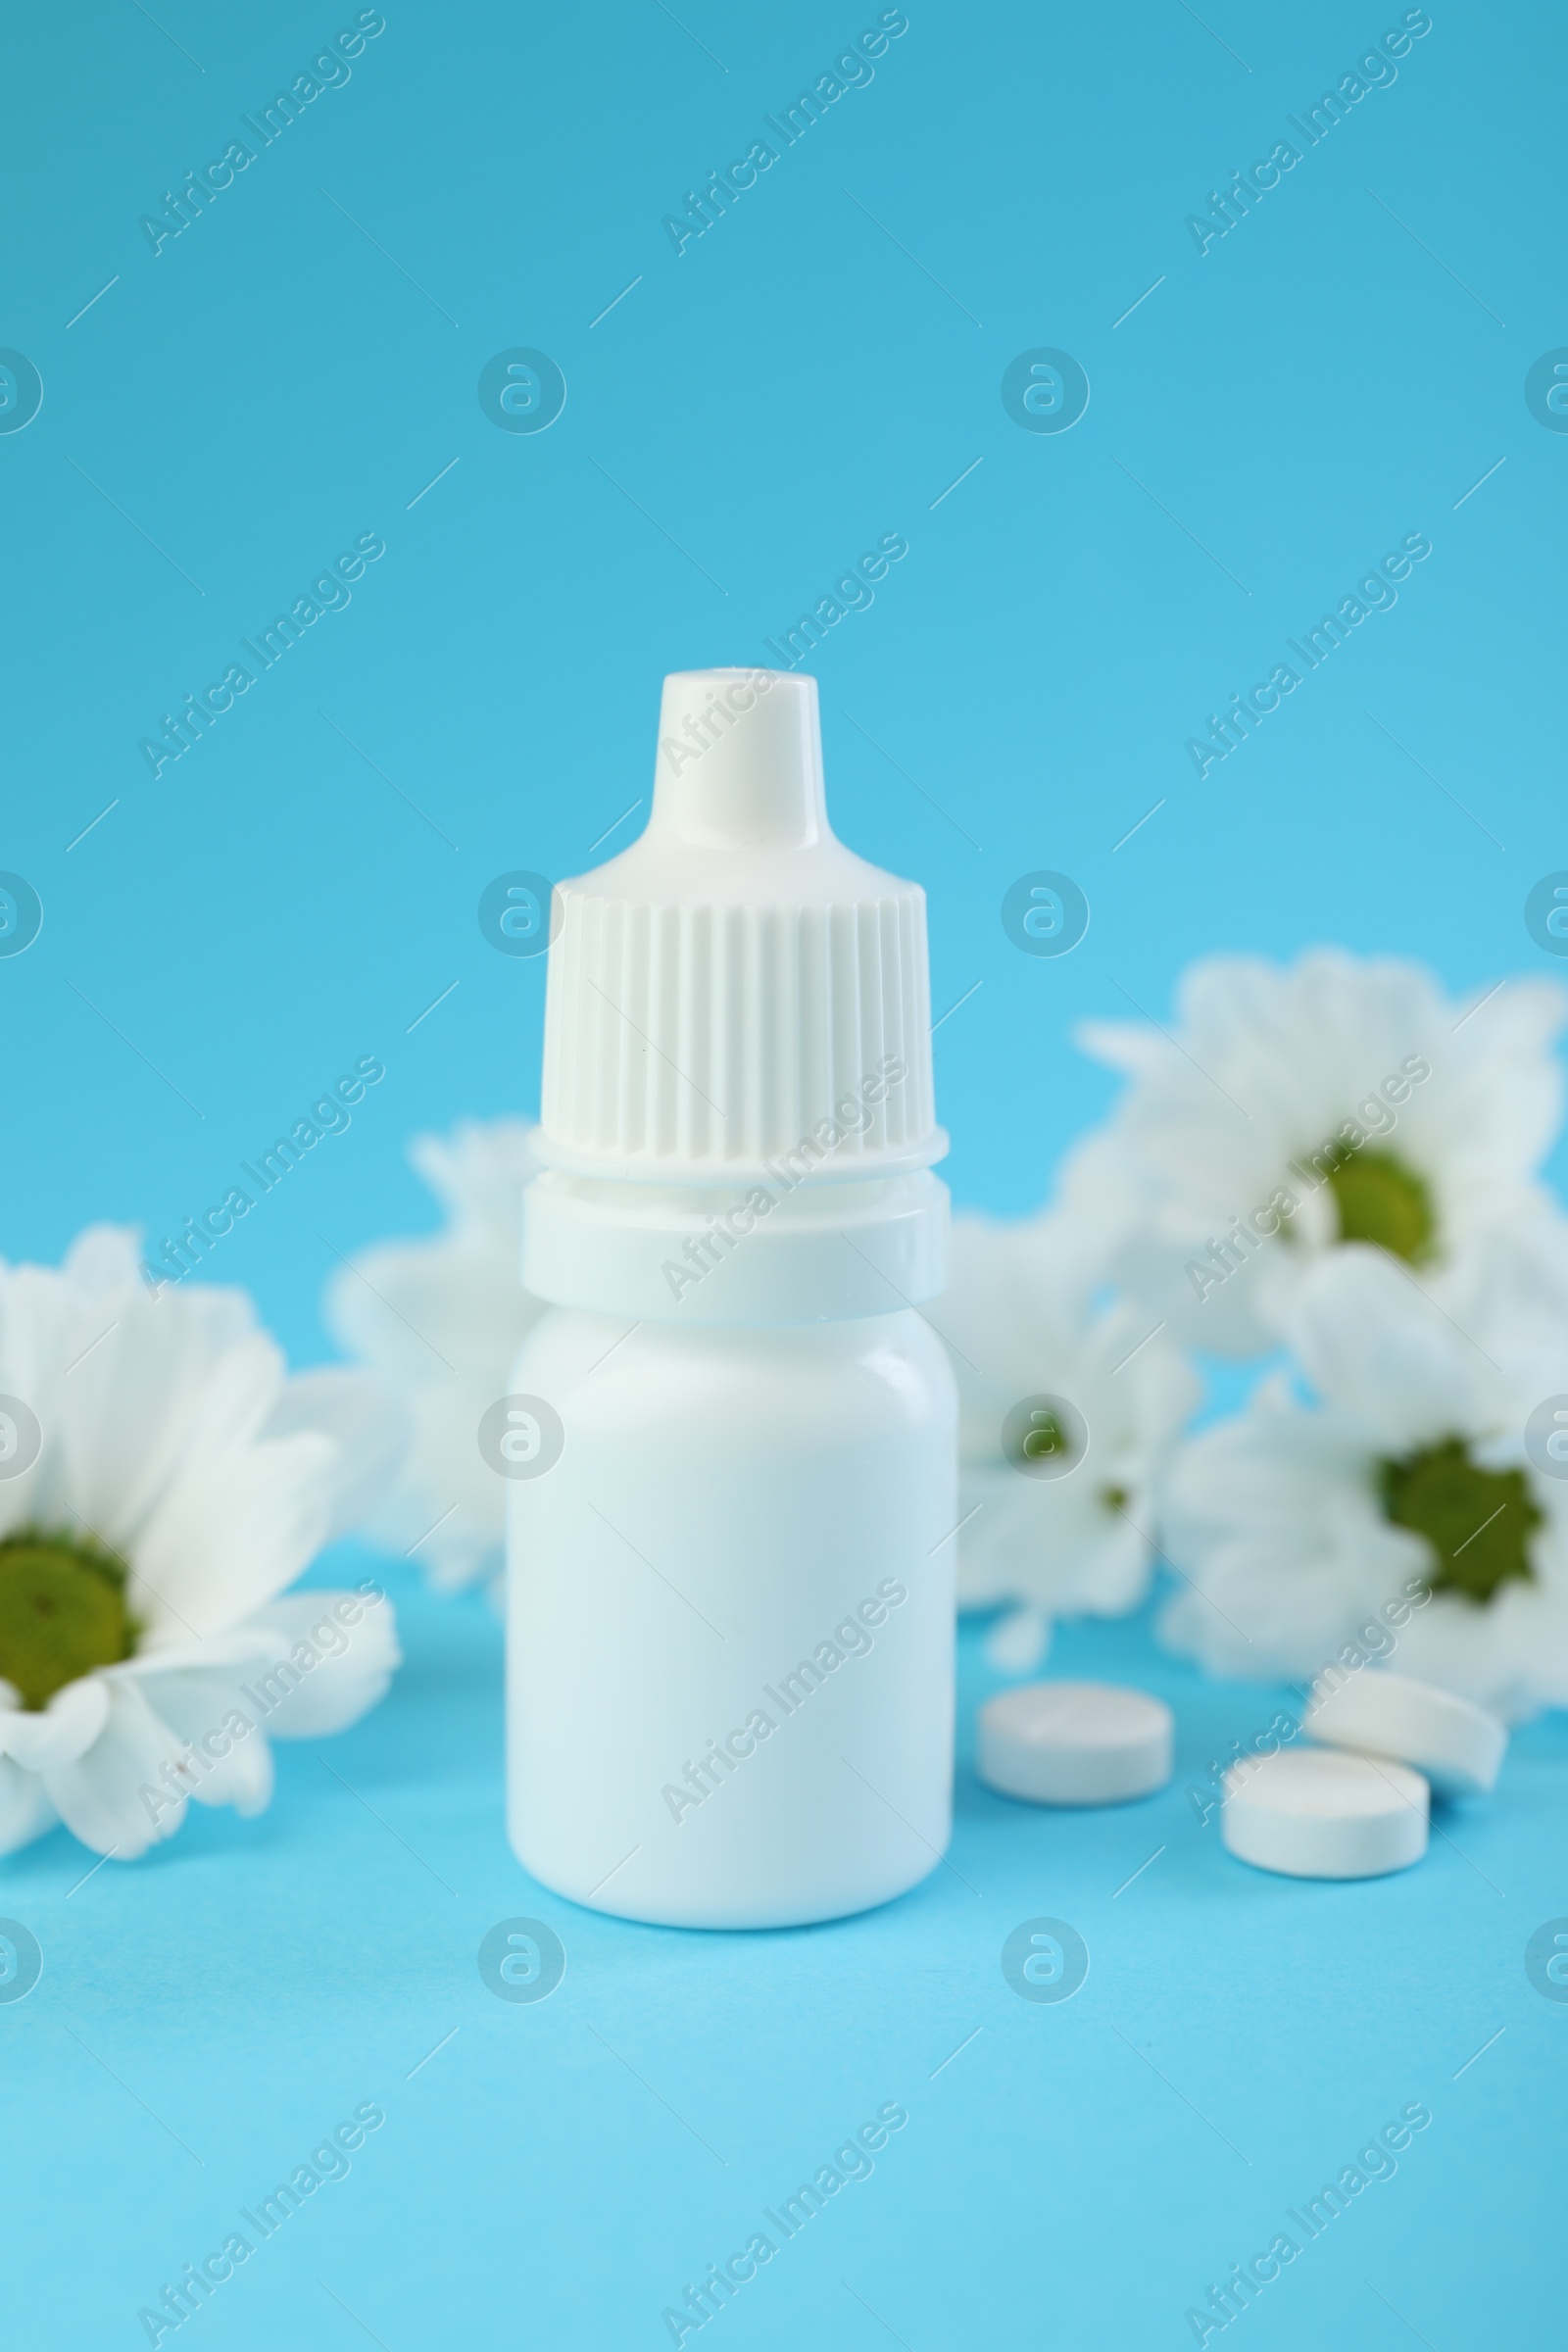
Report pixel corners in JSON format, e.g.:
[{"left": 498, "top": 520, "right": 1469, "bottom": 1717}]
[{"left": 3, "top": 1, "right": 1564, "bottom": 2343}]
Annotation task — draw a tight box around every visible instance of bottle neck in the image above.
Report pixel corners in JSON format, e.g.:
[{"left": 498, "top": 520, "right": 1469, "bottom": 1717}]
[{"left": 521, "top": 1167, "right": 949, "bottom": 1327}]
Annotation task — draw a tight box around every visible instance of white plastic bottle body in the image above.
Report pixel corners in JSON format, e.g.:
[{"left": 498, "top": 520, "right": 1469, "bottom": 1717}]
[{"left": 506, "top": 1306, "right": 957, "bottom": 1930}]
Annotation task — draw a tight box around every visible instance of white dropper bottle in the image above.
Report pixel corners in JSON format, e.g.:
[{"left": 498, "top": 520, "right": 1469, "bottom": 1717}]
[{"left": 506, "top": 667, "right": 956, "bottom": 1930}]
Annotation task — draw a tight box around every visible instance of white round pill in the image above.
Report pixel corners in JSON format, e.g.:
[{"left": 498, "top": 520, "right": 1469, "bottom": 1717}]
[
  {"left": 1299, "top": 1669, "right": 1505, "bottom": 1797},
  {"left": 1222, "top": 1747, "right": 1428, "bottom": 1880},
  {"left": 976, "top": 1681, "right": 1173, "bottom": 1806}
]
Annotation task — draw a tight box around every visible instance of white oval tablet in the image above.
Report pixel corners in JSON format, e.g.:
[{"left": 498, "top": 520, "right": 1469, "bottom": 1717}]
[
  {"left": 1300, "top": 1670, "right": 1505, "bottom": 1797},
  {"left": 1222, "top": 1747, "right": 1428, "bottom": 1880},
  {"left": 977, "top": 1681, "right": 1173, "bottom": 1806}
]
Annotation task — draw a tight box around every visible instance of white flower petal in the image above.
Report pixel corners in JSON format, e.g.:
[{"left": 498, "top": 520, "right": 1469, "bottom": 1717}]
[
  {"left": 129, "top": 1666, "right": 276, "bottom": 1816},
  {"left": 264, "top": 1367, "right": 410, "bottom": 1545},
  {"left": 43, "top": 1682, "right": 189, "bottom": 1860},
  {"left": 0, "top": 1758, "right": 58, "bottom": 1856},
  {"left": 226, "top": 1589, "right": 401, "bottom": 1739},
  {"left": 116, "top": 1624, "right": 280, "bottom": 1677},
  {"left": 0, "top": 1676, "right": 110, "bottom": 1770},
  {"left": 193, "top": 1726, "right": 274, "bottom": 1816},
  {"left": 322, "top": 1119, "right": 551, "bottom": 1593},
  {"left": 60, "top": 1225, "right": 146, "bottom": 1298},
  {"left": 126, "top": 1413, "right": 340, "bottom": 1641},
  {"left": 1432, "top": 1213, "right": 1568, "bottom": 1396},
  {"left": 1286, "top": 1247, "right": 1502, "bottom": 1449},
  {"left": 5, "top": 1241, "right": 264, "bottom": 1558}
]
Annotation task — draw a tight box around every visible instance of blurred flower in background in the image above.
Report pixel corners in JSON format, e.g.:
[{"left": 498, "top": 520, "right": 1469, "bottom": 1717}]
[
  {"left": 936, "top": 947, "right": 1568, "bottom": 1717},
  {"left": 936, "top": 1211, "right": 1198, "bottom": 1671},
  {"left": 324, "top": 1119, "right": 547, "bottom": 1599},
  {"left": 1062, "top": 951, "right": 1566, "bottom": 1357},
  {"left": 1159, "top": 1245, "right": 1568, "bottom": 1721},
  {"left": 0, "top": 1229, "right": 402, "bottom": 1861}
]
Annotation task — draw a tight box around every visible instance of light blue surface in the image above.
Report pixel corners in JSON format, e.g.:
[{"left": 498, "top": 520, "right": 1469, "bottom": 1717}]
[
  {"left": 7, "top": 1579, "right": 1566, "bottom": 2348},
  {"left": 3, "top": 1, "right": 1564, "bottom": 2342}
]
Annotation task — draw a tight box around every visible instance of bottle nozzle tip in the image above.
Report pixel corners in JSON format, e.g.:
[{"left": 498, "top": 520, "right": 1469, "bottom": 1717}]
[{"left": 652, "top": 668, "right": 829, "bottom": 850}]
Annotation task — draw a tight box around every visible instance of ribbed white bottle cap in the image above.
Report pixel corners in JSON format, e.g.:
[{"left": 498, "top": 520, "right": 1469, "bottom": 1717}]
[{"left": 533, "top": 668, "right": 947, "bottom": 1186}]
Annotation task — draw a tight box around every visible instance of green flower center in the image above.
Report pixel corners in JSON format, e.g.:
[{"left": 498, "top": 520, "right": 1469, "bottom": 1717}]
[
  {"left": 1377, "top": 1439, "right": 1541, "bottom": 1605},
  {"left": 0, "top": 1533, "right": 139, "bottom": 1710},
  {"left": 1324, "top": 1145, "right": 1436, "bottom": 1264}
]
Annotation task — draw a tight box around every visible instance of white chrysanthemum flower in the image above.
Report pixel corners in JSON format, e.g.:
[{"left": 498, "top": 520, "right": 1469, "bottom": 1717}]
[
  {"left": 1158, "top": 1242, "right": 1568, "bottom": 1721},
  {"left": 937, "top": 1212, "right": 1199, "bottom": 1664},
  {"left": 0, "top": 1229, "right": 402, "bottom": 1861},
  {"left": 1064, "top": 950, "right": 1566, "bottom": 1357},
  {"left": 323, "top": 1119, "right": 548, "bottom": 1597}
]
